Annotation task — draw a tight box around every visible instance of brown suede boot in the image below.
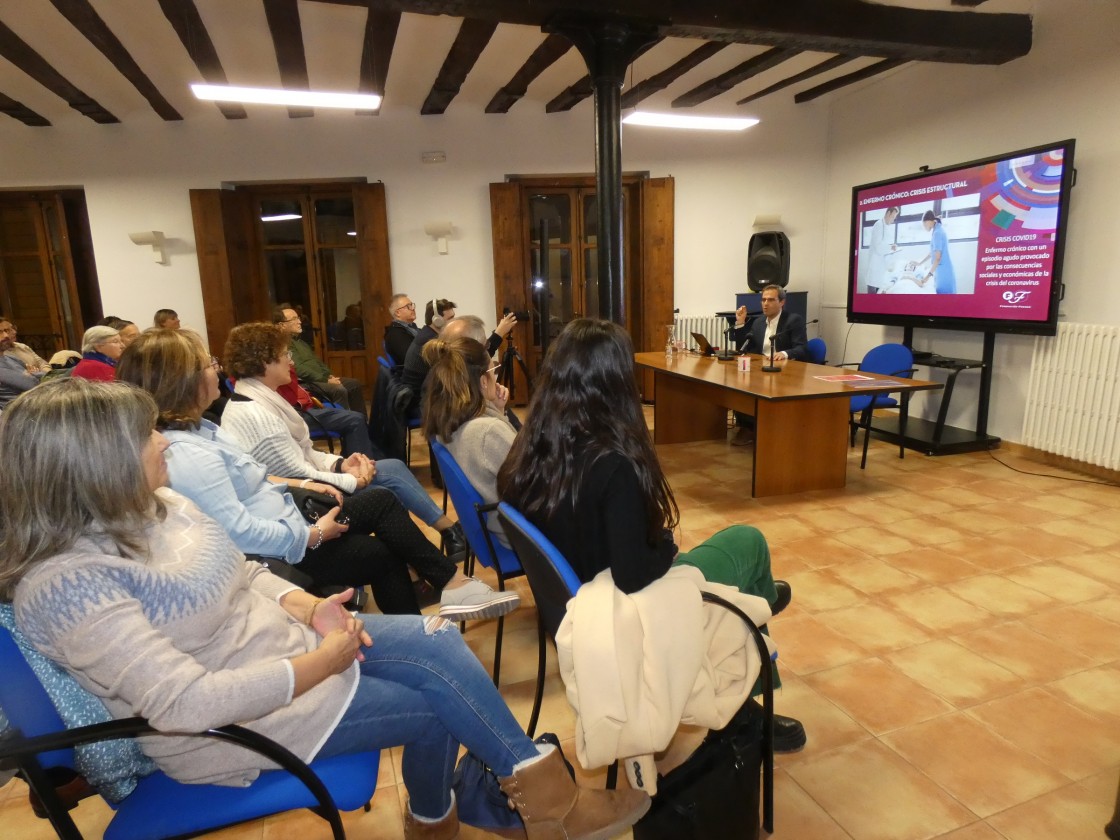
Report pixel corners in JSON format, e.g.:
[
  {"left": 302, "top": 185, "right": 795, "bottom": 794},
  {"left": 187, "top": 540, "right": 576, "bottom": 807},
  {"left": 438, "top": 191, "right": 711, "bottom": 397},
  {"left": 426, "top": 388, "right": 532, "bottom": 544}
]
[
  {"left": 404, "top": 797, "right": 460, "bottom": 840},
  {"left": 498, "top": 747, "right": 650, "bottom": 840}
]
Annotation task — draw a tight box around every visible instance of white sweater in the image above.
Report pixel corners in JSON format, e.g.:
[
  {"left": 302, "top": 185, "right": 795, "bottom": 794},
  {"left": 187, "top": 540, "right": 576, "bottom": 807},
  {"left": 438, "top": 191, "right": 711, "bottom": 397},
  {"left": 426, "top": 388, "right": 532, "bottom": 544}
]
[{"left": 222, "top": 398, "right": 356, "bottom": 493}]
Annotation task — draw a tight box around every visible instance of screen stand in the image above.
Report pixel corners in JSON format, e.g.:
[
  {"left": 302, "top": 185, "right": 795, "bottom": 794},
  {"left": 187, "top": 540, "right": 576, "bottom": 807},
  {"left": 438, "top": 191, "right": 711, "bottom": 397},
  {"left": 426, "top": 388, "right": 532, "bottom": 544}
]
[{"left": 875, "top": 328, "right": 1001, "bottom": 455}]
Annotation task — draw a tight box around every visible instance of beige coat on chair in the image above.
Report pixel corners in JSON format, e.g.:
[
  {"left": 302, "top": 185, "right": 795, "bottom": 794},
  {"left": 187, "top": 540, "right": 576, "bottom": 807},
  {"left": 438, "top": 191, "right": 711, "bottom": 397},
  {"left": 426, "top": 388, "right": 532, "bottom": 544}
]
[{"left": 555, "top": 564, "right": 773, "bottom": 794}]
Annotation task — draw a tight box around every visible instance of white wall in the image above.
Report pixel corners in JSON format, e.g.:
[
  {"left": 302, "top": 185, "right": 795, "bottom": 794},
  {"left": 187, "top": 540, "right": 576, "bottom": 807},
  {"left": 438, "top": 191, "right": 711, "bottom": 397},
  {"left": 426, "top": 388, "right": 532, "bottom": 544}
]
[{"left": 820, "top": 0, "right": 1120, "bottom": 439}]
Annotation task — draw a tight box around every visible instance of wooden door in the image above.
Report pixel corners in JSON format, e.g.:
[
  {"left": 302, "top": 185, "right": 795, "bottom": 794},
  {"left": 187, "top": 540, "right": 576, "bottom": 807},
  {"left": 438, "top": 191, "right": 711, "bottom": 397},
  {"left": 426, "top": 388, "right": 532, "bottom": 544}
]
[{"left": 489, "top": 175, "right": 674, "bottom": 404}]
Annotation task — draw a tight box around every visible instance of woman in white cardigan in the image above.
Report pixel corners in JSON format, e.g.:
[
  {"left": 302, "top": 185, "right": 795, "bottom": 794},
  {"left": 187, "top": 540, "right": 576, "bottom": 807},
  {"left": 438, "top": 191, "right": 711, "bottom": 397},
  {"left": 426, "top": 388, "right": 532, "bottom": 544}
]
[{"left": 220, "top": 323, "right": 518, "bottom": 621}]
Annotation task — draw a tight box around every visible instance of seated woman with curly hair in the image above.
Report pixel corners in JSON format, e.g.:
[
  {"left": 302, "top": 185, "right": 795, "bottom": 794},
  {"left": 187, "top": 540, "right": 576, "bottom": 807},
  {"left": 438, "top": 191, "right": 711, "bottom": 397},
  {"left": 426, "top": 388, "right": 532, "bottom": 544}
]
[
  {"left": 116, "top": 328, "right": 513, "bottom": 621},
  {"left": 219, "top": 323, "right": 517, "bottom": 621}
]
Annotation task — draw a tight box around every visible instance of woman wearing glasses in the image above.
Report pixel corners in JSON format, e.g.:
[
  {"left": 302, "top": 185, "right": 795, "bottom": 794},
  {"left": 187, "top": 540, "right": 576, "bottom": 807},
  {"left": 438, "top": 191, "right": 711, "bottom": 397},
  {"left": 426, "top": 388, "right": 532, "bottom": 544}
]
[
  {"left": 219, "top": 322, "right": 518, "bottom": 622},
  {"left": 422, "top": 336, "right": 515, "bottom": 546},
  {"left": 72, "top": 325, "right": 125, "bottom": 382},
  {"left": 116, "top": 328, "right": 429, "bottom": 615}
]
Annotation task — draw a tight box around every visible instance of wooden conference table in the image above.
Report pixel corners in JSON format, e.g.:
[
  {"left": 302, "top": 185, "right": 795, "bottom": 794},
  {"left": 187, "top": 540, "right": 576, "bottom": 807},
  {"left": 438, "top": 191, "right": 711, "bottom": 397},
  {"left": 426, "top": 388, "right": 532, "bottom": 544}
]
[{"left": 634, "top": 352, "right": 942, "bottom": 498}]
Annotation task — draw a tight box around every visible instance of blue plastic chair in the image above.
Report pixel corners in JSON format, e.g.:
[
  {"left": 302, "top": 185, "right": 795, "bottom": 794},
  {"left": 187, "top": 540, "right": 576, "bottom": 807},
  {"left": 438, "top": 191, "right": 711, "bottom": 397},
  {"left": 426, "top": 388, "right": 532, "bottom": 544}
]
[
  {"left": 844, "top": 343, "right": 915, "bottom": 469},
  {"left": 495, "top": 502, "right": 583, "bottom": 738},
  {"left": 497, "top": 502, "right": 777, "bottom": 832},
  {"left": 805, "top": 337, "right": 827, "bottom": 365},
  {"left": 429, "top": 440, "right": 524, "bottom": 686},
  {"left": 0, "top": 626, "right": 379, "bottom": 840}
]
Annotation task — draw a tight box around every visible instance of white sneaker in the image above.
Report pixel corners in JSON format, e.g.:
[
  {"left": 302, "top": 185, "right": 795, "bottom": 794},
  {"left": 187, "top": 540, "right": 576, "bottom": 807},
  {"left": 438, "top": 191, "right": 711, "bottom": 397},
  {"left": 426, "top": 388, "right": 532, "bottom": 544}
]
[{"left": 439, "top": 578, "right": 521, "bottom": 620}]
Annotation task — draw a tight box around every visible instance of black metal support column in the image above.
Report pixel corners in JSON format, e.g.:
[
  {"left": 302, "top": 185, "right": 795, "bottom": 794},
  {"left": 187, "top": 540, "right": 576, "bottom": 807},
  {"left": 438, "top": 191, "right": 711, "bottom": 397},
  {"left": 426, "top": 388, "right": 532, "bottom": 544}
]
[{"left": 547, "top": 17, "right": 658, "bottom": 324}]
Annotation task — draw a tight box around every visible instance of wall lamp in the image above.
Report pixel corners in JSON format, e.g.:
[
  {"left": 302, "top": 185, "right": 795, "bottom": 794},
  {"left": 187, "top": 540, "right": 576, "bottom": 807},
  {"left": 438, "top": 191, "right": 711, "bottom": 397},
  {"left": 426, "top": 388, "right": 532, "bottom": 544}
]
[{"left": 129, "top": 230, "right": 168, "bottom": 265}]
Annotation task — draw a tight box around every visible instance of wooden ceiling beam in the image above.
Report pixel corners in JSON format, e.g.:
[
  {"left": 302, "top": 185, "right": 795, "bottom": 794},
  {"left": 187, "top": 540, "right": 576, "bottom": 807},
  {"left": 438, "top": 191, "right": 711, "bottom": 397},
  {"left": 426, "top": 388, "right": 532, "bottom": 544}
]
[
  {"left": 49, "top": 0, "right": 182, "bottom": 121},
  {"left": 620, "top": 41, "right": 726, "bottom": 109},
  {"left": 0, "top": 91, "right": 51, "bottom": 126},
  {"left": 672, "top": 46, "right": 797, "bottom": 108},
  {"left": 263, "top": 0, "right": 313, "bottom": 118},
  {"left": 357, "top": 5, "right": 400, "bottom": 115},
  {"left": 544, "top": 36, "right": 659, "bottom": 113},
  {"left": 421, "top": 18, "right": 498, "bottom": 114},
  {"left": 736, "top": 53, "right": 854, "bottom": 105},
  {"left": 317, "top": 0, "right": 1030, "bottom": 65},
  {"left": 157, "top": 0, "right": 246, "bottom": 119},
  {"left": 0, "top": 19, "right": 118, "bottom": 123},
  {"left": 794, "top": 57, "right": 906, "bottom": 103},
  {"left": 544, "top": 73, "right": 593, "bottom": 113},
  {"left": 486, "top": 33, "right": 571, "bottom": 113}
]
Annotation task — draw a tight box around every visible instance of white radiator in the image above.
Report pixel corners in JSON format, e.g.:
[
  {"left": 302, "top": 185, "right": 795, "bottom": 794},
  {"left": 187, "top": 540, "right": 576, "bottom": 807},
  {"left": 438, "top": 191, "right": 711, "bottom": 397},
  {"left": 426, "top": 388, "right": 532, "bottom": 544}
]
[
  {"left": 1023, "top": 322, "right": 1120, "bottom": 469},
  {"left": 673, "top": 315, "right": 730, "bottom": 352}
]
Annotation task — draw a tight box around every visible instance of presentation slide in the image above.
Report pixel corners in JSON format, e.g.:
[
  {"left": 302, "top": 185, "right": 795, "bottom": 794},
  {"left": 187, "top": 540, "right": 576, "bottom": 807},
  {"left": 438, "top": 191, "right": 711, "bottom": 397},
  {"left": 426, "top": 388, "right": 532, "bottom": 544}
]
[{"left": 851, "top": 146, "right": 1068, "bottom": 324}]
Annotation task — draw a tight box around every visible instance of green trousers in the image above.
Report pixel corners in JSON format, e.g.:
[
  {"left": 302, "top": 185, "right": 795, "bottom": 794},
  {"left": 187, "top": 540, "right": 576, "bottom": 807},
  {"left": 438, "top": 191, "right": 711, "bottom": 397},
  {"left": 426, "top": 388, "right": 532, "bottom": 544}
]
[{"left": 674, "top": 524, "right": 781, "bottom": 692}]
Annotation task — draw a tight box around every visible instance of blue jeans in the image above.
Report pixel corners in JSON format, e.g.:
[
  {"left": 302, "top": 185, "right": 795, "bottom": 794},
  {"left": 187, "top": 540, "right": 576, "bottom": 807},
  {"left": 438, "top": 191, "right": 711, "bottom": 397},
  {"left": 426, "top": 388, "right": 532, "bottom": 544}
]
[
  {"left": 316, "top": 614, "right": 538, "bottom": 818},
  {"left": 369, "top": 458, "right": 444, "bottom": 527},
  {"left": 304, "top": 407, "right": 377, "bottom": 459}
]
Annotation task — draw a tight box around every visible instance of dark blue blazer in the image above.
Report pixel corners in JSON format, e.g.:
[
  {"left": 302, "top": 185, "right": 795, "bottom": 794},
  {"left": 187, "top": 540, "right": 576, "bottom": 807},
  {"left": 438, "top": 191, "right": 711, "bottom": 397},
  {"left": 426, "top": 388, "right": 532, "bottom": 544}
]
[{"left": 731, "top": 311, "right": 807, "bottom": 360}]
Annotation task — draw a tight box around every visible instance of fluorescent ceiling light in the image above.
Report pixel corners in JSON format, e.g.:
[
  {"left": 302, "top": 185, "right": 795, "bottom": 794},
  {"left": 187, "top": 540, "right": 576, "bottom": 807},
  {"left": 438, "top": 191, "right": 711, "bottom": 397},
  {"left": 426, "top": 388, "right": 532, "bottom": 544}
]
[
  {"left": 191, "top": 84, "right": 381, "bottom": 110},
  {"left": 261, "top": 213, "right": 302, "bottom": 222},
  {"left": 622, "top": 111, "right": 758, "bottom": 131}
]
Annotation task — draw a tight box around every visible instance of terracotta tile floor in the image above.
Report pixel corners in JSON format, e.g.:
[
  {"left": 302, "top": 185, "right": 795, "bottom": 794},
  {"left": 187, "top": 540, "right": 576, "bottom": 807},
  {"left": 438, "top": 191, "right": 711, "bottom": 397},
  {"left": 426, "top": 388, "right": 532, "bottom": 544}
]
[{"left": 3, "top": 425, "right": 1119, "bottom": 839}]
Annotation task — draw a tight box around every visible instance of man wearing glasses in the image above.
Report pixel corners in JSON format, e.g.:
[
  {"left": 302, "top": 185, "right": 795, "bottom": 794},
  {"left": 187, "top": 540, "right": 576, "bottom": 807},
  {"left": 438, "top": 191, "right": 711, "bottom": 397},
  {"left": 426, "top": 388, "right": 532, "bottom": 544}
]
[
  {"left": 272, "top": 305, "right": 367, "bottom": 420},
  {"left": 0, "top": 316, "right": 46, "bottom": 410},
  {"left": 384, "top": 293, "right": 419, "bottom": 367}
]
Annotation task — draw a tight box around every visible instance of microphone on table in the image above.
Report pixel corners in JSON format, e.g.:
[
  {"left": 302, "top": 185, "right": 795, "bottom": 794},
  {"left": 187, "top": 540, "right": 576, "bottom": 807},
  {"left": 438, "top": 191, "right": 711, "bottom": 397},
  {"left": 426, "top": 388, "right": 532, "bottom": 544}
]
[{"left": 761, "top": 319, "right": 819, "bottom": 373}]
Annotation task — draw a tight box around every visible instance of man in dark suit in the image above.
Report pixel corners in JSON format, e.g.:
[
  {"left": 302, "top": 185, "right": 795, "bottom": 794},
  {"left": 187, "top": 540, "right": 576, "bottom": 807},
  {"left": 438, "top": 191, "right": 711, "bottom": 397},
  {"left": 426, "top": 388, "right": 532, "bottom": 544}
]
[
  {"left": 729, "top": 285, "right": 807, "bottom": 445},
  {"left": 383, "top": 293, "right": 420, "bottom": 367},
  {"left": 730, "top": 284, "right": 807, "bottom": 360}
]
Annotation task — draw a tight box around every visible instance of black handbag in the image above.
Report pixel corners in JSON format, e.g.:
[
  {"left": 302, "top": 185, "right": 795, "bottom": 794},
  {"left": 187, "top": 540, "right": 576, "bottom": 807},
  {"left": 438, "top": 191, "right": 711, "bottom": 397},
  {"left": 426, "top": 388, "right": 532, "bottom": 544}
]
[
  {"left": 288, "top": 486, "right": 344, "bottom": 523},
  {"left": 632, "top": 699, "right": 764, "bottom": 840}
]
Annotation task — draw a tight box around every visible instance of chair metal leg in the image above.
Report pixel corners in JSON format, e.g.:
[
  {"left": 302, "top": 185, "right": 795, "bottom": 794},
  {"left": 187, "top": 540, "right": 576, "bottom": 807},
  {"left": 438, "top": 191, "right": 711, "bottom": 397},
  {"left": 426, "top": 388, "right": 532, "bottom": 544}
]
[
  {"left": 527, "top": 615, "right": 548, "bottom": 738},
  {"left": 859, "top": 405, "right": 874, "bottom": 469},
  {"left": 899, "top": 393, "right": 910, "bottom": 460},
  {"left": 20, "top": 760, "right": 84, "bottom": 840},
  {"left": 606, "top": 761, "right": 619, "bottom": 790},
  {"left": 491, "top": 614, "right": 504, "bottom": 687}
]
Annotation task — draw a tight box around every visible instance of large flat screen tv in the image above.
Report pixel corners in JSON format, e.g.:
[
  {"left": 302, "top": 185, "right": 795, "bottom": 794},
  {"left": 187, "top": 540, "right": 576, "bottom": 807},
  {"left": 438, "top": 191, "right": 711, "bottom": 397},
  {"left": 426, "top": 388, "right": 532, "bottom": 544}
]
[{"left": 847, "top": 139, "right": 1076, "bottom": 336}]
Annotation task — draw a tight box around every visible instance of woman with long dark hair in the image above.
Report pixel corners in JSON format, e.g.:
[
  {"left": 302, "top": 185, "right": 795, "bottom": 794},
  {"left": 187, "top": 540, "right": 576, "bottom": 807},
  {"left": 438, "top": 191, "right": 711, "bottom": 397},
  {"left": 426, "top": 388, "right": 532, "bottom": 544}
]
[
  {"left": 498, "top": 318, "right": 806, "bottom": 751},
  {"left": 0, "top": 377, "right": 650, "bottom": 838}
]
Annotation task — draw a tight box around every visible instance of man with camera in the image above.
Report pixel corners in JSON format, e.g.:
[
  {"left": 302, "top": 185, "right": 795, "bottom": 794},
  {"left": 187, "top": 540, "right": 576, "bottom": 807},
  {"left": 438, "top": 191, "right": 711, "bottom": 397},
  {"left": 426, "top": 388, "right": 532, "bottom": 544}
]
[{"left": 400, "top": 304, "right": 517, "bottom": 415}]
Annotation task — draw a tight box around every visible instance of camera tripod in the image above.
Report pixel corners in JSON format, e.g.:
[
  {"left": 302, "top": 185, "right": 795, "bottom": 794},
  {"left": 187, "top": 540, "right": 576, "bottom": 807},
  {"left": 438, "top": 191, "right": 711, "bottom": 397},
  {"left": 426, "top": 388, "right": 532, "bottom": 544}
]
[{"left": 498, "top": 331, "right": 533, "bottom": 403}]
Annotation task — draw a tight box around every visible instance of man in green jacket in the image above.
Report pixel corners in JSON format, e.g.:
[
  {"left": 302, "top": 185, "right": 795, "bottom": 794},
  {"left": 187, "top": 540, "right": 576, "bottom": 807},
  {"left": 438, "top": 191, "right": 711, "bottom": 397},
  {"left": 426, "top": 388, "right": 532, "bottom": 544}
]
[{"left": 273, "top": 306, "right": 367, "bottom": 419}]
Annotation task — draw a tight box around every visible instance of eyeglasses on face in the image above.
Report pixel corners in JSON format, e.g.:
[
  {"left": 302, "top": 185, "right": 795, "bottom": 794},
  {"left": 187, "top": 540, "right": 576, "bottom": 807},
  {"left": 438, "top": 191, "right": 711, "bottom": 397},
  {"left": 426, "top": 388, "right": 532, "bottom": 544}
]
[
  {"left": 208, "top": 357, "right": 221, "bottom": 371},
  {"left": 396, "top": 303, "right": 416, "bottom": 312},
  {"left": 487, "top": 363, "right": 502, "bottom": 376}
]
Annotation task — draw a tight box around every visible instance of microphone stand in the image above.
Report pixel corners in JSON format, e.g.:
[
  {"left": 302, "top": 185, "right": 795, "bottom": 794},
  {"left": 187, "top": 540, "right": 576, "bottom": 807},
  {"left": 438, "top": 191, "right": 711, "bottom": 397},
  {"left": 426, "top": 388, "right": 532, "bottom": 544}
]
[{"left": 761, "top": 335, "right": 782, "bottom": 373}]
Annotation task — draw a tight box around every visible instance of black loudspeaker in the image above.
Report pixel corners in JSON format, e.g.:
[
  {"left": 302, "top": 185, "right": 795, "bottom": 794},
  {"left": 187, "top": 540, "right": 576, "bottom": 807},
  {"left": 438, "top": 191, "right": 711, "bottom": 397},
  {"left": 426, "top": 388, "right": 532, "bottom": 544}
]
[{"left": 746, "top": 232, "right": 790, "bottom": 292}]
